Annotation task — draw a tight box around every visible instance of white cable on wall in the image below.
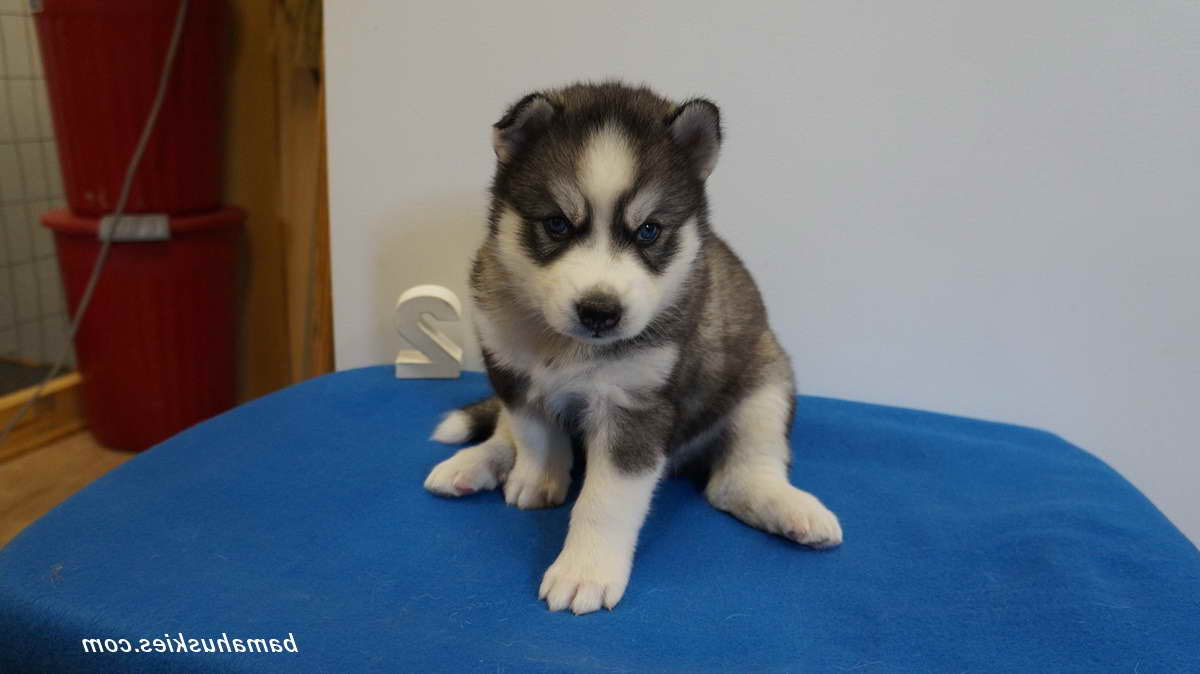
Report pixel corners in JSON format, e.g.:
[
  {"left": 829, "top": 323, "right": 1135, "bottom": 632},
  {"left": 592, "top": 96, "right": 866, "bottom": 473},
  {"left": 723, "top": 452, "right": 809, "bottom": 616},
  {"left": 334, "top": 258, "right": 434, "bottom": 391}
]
[{"left": 0, "top": 0, "right": 192, "bottom": 447}]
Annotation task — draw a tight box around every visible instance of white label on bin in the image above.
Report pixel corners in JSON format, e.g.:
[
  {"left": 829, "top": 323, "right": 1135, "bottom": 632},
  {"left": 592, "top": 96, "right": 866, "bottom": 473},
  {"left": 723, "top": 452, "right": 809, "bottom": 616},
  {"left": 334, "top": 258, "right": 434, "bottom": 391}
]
[{"left": 99, "top": 214, "right": 171, "bottom": 242}]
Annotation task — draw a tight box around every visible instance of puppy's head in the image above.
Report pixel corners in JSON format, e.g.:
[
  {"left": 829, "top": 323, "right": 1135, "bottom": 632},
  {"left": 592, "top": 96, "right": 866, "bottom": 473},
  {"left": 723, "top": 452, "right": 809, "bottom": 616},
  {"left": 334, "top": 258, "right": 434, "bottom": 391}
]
[{"left": 487, "top": 82, "right": 720, "bottom": 345}]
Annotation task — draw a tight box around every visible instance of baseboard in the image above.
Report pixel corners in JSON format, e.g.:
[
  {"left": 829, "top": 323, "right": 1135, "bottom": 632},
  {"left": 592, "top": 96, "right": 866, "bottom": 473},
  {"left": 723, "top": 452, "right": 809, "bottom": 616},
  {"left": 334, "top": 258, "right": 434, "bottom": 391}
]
[{"left": 0, "top": 373, "right": 86, "bottom": 464}]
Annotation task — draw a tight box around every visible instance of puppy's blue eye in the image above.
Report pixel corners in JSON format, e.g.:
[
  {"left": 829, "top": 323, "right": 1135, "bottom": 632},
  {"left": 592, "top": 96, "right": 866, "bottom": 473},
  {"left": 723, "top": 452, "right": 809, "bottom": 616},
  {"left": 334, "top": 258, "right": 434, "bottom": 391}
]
[
  {"left": 637, "top": 222, "right": 660, "bottom": 243},
  {"left": 543, "top": 216, "right": 572, "bottom": 236}
]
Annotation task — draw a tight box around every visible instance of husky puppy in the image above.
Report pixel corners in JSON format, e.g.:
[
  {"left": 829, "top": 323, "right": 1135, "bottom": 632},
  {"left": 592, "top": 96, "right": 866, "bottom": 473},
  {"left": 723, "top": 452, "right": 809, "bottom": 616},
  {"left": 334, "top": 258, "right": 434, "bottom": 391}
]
[{"left": 425, "top": 82, "right": 842, "bottom": 614}]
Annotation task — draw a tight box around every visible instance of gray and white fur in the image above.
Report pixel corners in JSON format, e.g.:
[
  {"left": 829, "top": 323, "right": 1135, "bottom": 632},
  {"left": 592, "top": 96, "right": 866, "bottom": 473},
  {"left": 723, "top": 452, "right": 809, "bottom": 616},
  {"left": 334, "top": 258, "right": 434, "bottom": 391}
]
[{"left": 425, "top": 82, "right": 842, "bottom": 615}]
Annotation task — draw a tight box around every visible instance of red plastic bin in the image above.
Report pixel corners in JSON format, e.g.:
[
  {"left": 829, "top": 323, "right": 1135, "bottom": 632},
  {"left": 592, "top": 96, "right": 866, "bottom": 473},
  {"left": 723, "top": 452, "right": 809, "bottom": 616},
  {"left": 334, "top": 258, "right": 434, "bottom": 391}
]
[
  {"left": 42, "top": 208, "right": 243, "bottom": 451},
  {"left": 33, "top": 0, "right": 229, "bottom": 215}
]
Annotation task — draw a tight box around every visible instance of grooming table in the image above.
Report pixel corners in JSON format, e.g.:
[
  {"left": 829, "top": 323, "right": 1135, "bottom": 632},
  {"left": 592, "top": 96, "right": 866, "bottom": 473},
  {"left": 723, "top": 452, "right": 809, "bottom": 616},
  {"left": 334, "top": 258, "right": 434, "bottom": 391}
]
[{"left": 2, "top": 367, "right": 1197, "bottom": 672}]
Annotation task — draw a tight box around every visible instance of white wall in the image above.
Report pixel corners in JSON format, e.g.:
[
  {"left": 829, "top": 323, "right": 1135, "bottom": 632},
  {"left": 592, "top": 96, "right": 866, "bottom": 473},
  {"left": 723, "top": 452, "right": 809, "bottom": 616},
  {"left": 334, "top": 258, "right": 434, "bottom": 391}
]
[{"left": 325, "top": 1, "right": 1200, "bottom": 543}]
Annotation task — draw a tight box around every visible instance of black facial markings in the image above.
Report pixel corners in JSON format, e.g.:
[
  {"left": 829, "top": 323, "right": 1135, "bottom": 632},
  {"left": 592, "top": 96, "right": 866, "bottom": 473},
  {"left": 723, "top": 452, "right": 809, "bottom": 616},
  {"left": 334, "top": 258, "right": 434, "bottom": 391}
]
[
  {"left": 606, "top": 177, "right": 689, "bottom": 276},
  {"left": 517, "top": 200, "right": 595, "bottom": 267},
  {"left": 489, "top": 82, "right": 712, "bottom": 271},
  {"left": 638, "top": 223, "right": 681, "bottom": 275},
  {"left": 518, "top": 213, "right": 578, "bottom": 266}
]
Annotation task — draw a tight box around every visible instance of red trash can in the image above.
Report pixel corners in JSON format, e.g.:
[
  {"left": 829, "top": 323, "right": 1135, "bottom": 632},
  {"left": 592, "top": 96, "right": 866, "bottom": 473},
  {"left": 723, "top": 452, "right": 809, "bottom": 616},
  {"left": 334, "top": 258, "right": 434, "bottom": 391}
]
[
  {"left": 33, "top": 0, "right": 229, "bottom": 215},
  {"left": 43, "top": 208, "right": 244, "bottom": 451}
]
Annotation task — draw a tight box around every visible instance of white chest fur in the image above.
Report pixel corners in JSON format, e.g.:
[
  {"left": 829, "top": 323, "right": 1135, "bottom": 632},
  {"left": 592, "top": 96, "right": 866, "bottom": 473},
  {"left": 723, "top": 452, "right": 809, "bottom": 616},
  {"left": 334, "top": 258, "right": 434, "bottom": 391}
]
[
  {"left": 528, "top": 344, "right": 679, "bottom": 415},
  {"left": 476, "top": 310, "right": 678, "bottom": 415}
]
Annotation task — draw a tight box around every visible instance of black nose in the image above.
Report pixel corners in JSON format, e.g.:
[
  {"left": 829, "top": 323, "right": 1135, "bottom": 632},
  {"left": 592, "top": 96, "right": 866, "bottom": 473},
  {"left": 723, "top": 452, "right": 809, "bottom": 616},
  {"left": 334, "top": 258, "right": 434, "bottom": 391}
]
[{"left": 575, "top": 294, "right": 623, "bottom": 334}]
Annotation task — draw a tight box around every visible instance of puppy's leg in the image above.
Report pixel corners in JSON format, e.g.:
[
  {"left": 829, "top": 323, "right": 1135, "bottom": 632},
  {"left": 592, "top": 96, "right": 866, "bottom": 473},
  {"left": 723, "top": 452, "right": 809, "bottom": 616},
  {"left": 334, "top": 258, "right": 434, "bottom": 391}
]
[
  {"left": 539, "top": 406, "right": 666, "bottom": 614},
  {"left": 424, "top": 408, "right": 515, "bottom": 497},
  {"left": 504, "top": 409, "right": 573, "bottom": 509},
  {"left": 705, "top": 380, "right": 843, "bottom": 548}
]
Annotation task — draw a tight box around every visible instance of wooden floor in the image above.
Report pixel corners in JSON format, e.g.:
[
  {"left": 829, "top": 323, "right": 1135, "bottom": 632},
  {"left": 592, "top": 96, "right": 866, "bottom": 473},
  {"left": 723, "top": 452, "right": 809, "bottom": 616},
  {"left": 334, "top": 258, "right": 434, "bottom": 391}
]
[{"left": 0, "top": 431, "right": 133, "bottom": 547}]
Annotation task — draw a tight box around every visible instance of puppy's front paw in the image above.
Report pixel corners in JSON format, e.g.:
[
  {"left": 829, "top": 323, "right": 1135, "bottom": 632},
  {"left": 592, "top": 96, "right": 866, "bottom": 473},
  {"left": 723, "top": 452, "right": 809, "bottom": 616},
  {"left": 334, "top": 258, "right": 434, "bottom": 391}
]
[
  {"left": 538, "top": 549, "right": 631, "bottom": 615},
  {"left": 503, "top": 459, "right": 570, "bottom": 510},
  {"left": 424, "top": 445, "right": 510, "bottom": 497}
]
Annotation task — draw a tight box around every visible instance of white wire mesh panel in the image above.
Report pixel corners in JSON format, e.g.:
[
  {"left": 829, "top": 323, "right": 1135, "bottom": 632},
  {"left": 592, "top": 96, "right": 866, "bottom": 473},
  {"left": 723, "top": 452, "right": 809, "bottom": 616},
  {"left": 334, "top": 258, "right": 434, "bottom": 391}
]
[{"left": 0, "top": 0, "right": 70, "bottom": 369}]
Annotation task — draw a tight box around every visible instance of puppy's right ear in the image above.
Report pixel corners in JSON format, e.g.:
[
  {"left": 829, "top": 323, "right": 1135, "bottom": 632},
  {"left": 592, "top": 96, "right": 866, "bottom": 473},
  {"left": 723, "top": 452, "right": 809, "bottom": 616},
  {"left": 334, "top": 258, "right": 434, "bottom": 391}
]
[{"left": 492, "top": 93, "right": 556, "bottom": 163}]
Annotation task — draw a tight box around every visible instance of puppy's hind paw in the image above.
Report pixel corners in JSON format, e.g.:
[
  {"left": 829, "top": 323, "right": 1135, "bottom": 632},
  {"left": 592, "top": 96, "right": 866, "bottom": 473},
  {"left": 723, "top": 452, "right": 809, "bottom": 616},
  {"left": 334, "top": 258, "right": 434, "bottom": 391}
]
[
  {"left": 777, "top": 489, "right": 843, "bottom": 549},
  {"left": 708, "top": 479, "right": 843, "bottom": 549}
]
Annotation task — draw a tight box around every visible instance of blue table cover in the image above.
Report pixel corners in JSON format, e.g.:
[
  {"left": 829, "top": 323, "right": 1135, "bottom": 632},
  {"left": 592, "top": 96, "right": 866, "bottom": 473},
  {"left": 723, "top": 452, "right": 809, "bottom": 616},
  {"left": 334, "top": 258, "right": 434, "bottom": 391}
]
[{"left": 1, "top": 366, "right": 1197, "bottom": 672}]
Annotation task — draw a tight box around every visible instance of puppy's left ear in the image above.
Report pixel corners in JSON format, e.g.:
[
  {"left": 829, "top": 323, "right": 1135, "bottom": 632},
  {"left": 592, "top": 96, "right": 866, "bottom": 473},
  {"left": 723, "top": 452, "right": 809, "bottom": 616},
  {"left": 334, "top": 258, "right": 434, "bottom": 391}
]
[{"left": 667, "top": 99, "right": 722, "bottom": 180}]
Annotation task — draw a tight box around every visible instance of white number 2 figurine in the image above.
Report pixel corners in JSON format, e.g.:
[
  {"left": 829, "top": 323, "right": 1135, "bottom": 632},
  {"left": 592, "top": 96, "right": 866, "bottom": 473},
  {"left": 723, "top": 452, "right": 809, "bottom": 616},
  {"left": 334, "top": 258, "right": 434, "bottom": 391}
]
[{"left": 394, "top": 285, "right": 464, "bottom": 379}]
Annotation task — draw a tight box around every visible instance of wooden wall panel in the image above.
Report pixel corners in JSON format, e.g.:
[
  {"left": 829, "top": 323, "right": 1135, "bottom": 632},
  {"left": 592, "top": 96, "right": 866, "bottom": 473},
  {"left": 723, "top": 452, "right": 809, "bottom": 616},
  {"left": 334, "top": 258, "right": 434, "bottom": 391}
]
[
  {"left": 223, "top": 0, "right": 293, "bottom": 400},
  {"left": 222, "top": 0, "right": 331, "bottom": 399}
]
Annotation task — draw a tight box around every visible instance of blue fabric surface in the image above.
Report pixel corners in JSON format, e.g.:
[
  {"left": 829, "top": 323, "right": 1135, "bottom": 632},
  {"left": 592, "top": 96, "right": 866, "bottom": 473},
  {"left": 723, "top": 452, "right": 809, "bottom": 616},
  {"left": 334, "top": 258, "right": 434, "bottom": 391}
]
[{"left": 1, "top": 366, "right": 1197, "bottom": 672}]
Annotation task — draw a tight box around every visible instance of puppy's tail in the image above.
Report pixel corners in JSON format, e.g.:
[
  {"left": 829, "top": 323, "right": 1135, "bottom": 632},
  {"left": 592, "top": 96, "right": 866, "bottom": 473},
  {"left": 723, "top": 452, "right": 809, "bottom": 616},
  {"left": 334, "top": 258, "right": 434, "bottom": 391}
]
[{"left": 430, "top": 396, "right": 501, "bottom": 444}]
